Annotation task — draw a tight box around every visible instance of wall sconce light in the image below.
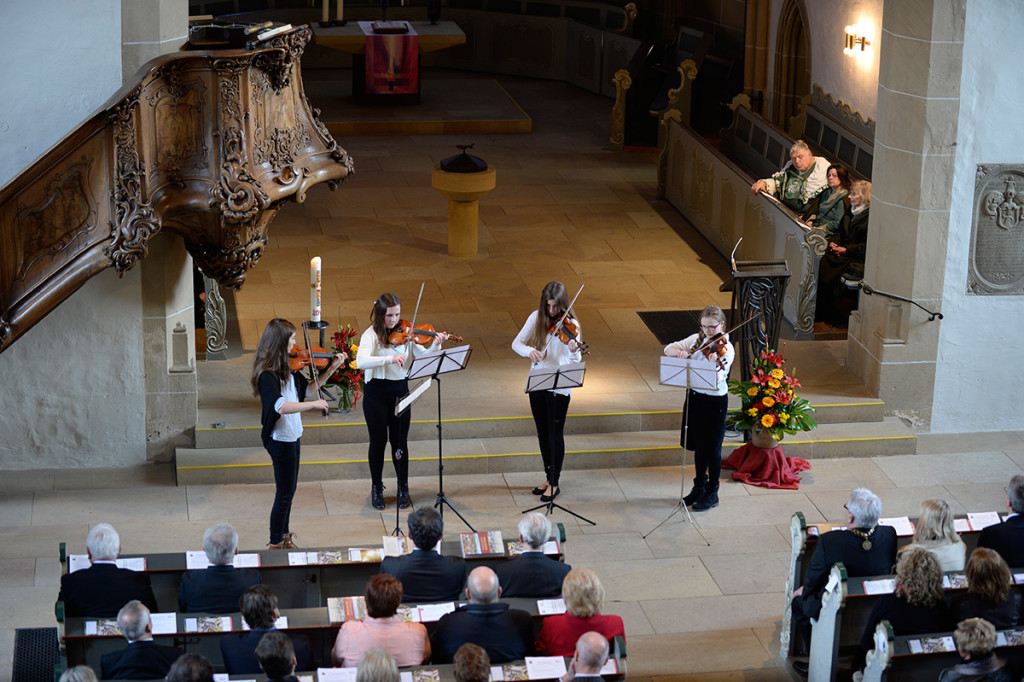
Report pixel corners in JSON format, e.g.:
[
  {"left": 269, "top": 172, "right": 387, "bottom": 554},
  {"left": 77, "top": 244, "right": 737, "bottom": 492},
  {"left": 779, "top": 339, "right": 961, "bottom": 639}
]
[{"left": 844, "top": 25, "right": 870, "bottom": 55}]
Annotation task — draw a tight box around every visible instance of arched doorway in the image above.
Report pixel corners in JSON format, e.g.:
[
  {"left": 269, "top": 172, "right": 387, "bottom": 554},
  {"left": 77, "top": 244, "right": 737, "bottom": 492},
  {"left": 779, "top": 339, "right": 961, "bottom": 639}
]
[{"left": 771, "top": 0, "right": 811, "bottom": 130}]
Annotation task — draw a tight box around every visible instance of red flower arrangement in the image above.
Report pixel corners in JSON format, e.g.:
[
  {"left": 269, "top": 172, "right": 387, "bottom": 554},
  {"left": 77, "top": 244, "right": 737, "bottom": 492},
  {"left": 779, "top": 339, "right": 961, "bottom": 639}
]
[
  {"left": 324, "top": 323, "right": 365, "bottom": 411},
  {"left": 727, "top": 347, "right": 817, "bottom": 442}
]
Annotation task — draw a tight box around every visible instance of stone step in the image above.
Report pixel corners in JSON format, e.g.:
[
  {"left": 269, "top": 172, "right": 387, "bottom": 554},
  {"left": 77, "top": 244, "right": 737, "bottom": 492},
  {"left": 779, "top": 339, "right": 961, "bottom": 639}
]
[
  {"left": 193, "top": 394, "right": 886, "bottom": 450},
  {"left": 176, "top": 416, "right": 914, "bottom": 486}
]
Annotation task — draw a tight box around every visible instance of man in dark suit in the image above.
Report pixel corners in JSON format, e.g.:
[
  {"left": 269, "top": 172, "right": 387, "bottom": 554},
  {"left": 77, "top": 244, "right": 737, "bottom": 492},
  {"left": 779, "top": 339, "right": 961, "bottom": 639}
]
[
  {"left": 560, "top": 632, "right": 609, "bottom": 682},
  {"left": 254, "top": 630, "right": 299, "bottom": 682},
  {"left": 790, "top": 488, "right": 897, "bottom": 675},
  {"left": 978, "top": 474, "right": 1024, "bottom": 567},
  {"left": 100, "top": 600, "right": 183, "bottom": 680},
  {"left": 431, "top": 566, "right": 534, "bottom": 664},
  {"left": 495, "top": 512, "right": 571, "bottom": 598},
  {"left": 220, "top": 585, "right": 313, "bottom": 674},
  {"left": 57, "top": 523, "right": 159, "bottom": 617},
  {"left": 379, "top": 507, "right": 466, "bottom": 602},
  {"left": 178, "top": 522, "right": 261, "bottom": 613}
]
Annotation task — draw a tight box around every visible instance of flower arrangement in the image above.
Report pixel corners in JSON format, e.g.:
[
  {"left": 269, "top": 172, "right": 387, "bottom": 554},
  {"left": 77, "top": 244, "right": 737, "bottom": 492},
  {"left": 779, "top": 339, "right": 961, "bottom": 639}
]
[
  {"left": 727, "top": 347, "right": 817, "bottom": 442},
  {"left": 324, "top": 323, "right": 365, "bottom": 412}
]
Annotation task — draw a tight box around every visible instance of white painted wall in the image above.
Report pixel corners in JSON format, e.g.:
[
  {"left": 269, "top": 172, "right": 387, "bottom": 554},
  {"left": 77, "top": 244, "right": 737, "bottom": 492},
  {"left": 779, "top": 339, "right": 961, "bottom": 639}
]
[
  {"left": 0, "top": 0, "right": 121, "bottom": 187},
  {"left": 767, "top": 0, "right": 882, "bottom": 124},
  {"left": 932, "top": 0, "right": 1024, "bottom": 432}
]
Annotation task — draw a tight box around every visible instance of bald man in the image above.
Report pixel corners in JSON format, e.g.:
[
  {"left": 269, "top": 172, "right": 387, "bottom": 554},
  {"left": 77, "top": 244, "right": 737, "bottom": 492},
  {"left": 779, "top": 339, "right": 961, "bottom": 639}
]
[
  {"left": 561, "top": 632, "right": 609, "bottom": 682},
  {"left": 430, "top": 566, "right": 534, "bottom": 664}
]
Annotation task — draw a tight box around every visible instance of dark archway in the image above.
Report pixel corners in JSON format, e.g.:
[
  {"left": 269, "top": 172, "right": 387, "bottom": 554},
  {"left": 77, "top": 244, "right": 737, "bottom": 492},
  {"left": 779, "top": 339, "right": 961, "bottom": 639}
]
[{"left": 771, "top": 0, "right": 811, "bottom": 129}]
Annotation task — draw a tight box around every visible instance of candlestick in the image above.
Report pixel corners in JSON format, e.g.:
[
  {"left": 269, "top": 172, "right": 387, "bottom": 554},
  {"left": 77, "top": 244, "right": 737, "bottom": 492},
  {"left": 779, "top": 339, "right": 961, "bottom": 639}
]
[{"left": 311, "top": 257, "right": 322, "bottom": 323}]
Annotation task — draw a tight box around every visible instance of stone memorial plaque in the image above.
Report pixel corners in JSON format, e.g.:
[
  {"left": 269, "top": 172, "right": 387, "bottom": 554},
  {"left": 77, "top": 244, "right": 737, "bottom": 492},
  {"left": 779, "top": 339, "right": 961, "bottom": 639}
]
[{"left": 969, "top": 164, "right": 1024, "bottom": 295}]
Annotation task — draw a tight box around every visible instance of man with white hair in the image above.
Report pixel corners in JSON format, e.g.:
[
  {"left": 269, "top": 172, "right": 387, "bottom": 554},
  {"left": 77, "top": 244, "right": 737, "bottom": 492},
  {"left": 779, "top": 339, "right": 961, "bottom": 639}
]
[
  {"left": 178, "top": 522, "right": 262, "bottom": 613},
  {"left": 494, "top": 512, "right": 571, "bottom": 598},
  {"left": 57, "top": 523, "right": 158, "bottom": 617},
  {"left": 789, "top": 488, "right": 897, "bottom": 675},
  {"left": 100, "top": 600, "right": 184, "bottom": 679},
  {"left": 431, "top": 566, "right": 534, "bottom": 663},
  {"left": 750, "top": 140, "right": 831, "bottom": 213},
  {"left": 560, "top": 632, "right": 609, "bottom": 682}
]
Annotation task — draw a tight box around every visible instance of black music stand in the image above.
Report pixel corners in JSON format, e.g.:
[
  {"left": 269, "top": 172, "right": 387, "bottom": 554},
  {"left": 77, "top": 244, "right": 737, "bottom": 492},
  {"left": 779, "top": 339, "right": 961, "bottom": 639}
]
[
  {"left": 521, "top": 362, "right": 595, "bottom": 526},
  {"left": 397, "top": 345, "right": 474, "bottom": 532},
  {"left": 642, "top": 355, "right": 713, "bottom": 543}
]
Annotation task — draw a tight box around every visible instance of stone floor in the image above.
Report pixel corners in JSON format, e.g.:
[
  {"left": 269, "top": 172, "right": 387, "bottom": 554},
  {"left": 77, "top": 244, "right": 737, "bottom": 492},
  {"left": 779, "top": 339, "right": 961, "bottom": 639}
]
[{"left": 3, "top": 74, "right": 1022, "bottom": 681}]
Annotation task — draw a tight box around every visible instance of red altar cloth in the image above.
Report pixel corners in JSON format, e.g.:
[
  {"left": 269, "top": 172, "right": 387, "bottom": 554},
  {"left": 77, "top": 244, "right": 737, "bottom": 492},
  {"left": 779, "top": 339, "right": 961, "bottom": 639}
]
[{"left": 723, "top": 443, "right": 811, "bottom": 489}]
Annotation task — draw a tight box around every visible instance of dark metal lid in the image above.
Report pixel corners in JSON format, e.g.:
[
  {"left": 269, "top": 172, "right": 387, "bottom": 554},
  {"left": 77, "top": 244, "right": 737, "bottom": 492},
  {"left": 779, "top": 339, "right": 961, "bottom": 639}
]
[{"left": 440, "top": 144, "right": 487, "bottom": 173}]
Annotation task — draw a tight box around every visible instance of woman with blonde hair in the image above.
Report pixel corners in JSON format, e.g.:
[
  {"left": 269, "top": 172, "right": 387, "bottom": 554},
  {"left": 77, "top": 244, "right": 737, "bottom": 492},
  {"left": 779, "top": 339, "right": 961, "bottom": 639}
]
[
  {"left": 534, "top": 567, "right": 625, "bottom": 656},
  {"left": 938, "top": 618, "right": 1012, "bottom": 682},
  {"left": 954, "top": 548, "right": 1020, "bottom": 629},
  {"left": 900, "top": 498, "right": 966, "bottom": 571}
]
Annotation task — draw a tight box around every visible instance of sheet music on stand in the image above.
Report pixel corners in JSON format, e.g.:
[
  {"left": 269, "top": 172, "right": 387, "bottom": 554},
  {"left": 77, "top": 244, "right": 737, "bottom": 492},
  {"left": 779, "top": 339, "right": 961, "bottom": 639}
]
[
  {"left": 396, "top": 345, "right": 472, "bottom": 416},
  {"left": 525, "top": 361, "right": 585, "bottom": 393},
  {"left": 659, "top": 355, "right": 717, "bottom": 390}
]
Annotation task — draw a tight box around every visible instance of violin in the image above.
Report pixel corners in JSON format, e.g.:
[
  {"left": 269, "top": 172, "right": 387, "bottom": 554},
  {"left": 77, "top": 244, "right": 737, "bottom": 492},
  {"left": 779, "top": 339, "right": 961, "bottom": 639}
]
[
  {"left": 388, "top": 320, "right": 463, "bottom": 346},
  {"left": 548, "top": 318, "right": 590, "bottom": 355},
  {"left": 701, "top": 334, "right": 728, "bottom": 370},
  {"left": 288, "top": 347, "right": 337, "bottom": 372}
]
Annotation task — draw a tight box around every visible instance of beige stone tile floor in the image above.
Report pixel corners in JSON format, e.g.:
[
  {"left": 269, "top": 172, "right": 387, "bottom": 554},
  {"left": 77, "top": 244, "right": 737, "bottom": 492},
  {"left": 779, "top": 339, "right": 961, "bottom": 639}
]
[{"left": 4, "top": 75, "right": 1024, "bottom": 681}]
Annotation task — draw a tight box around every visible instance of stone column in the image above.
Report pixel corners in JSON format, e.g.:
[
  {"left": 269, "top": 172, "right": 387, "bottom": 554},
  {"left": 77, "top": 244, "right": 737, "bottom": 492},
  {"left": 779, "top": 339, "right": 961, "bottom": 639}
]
[
  {"left": 122, "top": 0, "right": 189, "bottom": 82},
  {"left": 845, "top": 0, "right": 966, "bottom": 429}
]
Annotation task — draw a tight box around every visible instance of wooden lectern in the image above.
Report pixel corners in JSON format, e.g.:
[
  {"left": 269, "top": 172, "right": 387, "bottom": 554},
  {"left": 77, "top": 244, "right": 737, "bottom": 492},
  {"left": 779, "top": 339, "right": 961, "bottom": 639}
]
[{"left": 720, "top": 259, "right": 791, "bottom": 384}]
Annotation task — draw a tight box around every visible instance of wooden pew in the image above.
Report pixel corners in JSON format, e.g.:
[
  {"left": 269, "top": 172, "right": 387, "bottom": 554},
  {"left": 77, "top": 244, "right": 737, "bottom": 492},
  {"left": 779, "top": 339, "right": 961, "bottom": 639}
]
[{"left": 57, "top": 525, "right": 567, "bottom": 612}]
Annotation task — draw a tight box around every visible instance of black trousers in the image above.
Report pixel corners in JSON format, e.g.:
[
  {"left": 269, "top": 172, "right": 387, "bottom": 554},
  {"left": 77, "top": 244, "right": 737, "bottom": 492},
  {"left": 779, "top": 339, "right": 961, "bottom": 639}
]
[
  {"left": 529, "top": 390, "right": 570, "bottom": 487},
  {"left": 266, "top": 438, "right": 300, "bottom": 544},
  {"left": 681, "top": 390, "right": 728, "bottom": 486},
  {"left": 363, "top": 378, "right": 411, "bottom": 487}
]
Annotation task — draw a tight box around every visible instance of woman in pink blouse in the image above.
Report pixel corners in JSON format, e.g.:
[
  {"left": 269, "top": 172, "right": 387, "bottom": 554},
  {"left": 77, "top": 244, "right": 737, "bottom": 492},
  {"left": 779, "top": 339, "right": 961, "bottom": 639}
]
[{"left": 333, "top": 574, "right": 430, "bottom": 667}]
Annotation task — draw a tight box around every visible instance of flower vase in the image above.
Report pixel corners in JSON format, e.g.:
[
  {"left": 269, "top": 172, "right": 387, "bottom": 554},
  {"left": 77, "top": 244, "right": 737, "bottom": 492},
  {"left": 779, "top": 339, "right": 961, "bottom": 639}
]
[
  {"left": 337, "top": 388, "right": 357, "bottom": 413},
  {"left": 750, "top": 427, "right": 780, "bottom": 449}
]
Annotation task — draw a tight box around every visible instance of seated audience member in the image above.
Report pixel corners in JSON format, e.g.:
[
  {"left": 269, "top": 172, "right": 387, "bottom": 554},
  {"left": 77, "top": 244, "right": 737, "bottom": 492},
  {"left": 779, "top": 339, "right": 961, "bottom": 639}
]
[
  {"left": 59, "top": 666, "right": 98, "bottom": 682},
  {"left": 938, "top": 618, "right": 1013, "bottom": 682},
  {"left": 221, "top": 585, "right": 312, "bottom": 674},
  {"left": 856, "top": 549, "right": 953, "bottom": 673},
  {"left": 333, "top": 574, "right": 430, "bottom": 667},
  {"left": 802, "top": 163, "right": 851, "bottom": 235},
  {"left": 790, "top": 488, "right": 897, "bottom": 675},
  {"left": 495, "top": 512, "right": 571, "bottom": 598},
  {"left": 815, "top": 180, "right": 871, "bottom": 326},
  {"left": 954, "top": 548, "right": 1020, "bottom": 629},
  {"left": 254, "top": 630, "right": 299, "bottom": 682},
  {"left": 978, "top": 475, "right": 1024, "bottom": 567},
  {"left": 453, "top": 644, "right": 491, "bottom": 682},
  {"left": 536, "top": 568, "right": 625, "bottom": 657},
  {"left": 178, "top": 522, "right": 262, "bottom": 614},
  {"left": 379, "top": 507, "right": 466, "bottom": 602},
  {"left": 356, "top": 649, "right": 400, "bottom": 682},
  {"left": 561, "top": 632, "right": 609, "bottom": 682},
  {"left": 431, "top": 566, "right": 534, "bottom": 663},
  {"left": 165, "top": 654, "right": 214, "bottom": 682},
  {"left": 57, "top": 523, "right": 159, "bottom": 617},
  {"left": 900, "top": 498, "right": 966, "bottom": 571},
  {"left": 100, "top": 600, "right": 184, "bottom": 680},
  {"left": 750, "top": 140, "right": 830, "bottom": 213}
]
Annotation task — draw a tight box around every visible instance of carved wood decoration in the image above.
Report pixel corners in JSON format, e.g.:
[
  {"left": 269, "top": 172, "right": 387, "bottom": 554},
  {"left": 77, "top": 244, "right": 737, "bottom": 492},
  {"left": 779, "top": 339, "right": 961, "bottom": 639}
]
[{"left": 0, "top": 26, "right": 352, "bottom": 354}]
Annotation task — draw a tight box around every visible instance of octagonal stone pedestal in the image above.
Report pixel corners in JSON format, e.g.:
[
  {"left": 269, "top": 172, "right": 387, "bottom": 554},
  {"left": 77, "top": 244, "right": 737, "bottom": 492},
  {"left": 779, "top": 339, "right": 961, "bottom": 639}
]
[{"left": 431, "top": 167, "right": 497, "bottom": 257}]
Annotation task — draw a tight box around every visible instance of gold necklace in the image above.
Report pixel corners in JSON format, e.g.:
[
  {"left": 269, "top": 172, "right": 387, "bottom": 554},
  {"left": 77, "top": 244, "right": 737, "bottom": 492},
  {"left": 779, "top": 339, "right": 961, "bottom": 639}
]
[{"left": 849, "top": 525, "right": 877, "bottom": 550}]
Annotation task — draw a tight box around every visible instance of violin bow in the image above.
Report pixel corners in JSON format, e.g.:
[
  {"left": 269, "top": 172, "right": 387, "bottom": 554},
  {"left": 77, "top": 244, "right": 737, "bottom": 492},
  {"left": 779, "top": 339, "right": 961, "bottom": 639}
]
[
  {"left": 301, "top": 322, "right": 328, "bottom": 419},
  {"left": 539, "top": 282, "right": 585, "bottom": 359},
  {"left": 404, "top": 281, "right": 426, "bottom": 364},
  {"left": 690, "top": 311, "right": 761, "bottom": 357}
]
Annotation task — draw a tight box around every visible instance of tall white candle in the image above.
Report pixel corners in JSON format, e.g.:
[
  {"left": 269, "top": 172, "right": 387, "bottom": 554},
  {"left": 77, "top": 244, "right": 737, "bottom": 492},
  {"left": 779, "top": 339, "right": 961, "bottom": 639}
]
[
  {"left": 337, "top": 0, "right": 344, "bottom": 21},
  {"left": 311, "top": 257, "right": 322, "bottom": 322},
  {"left": 322, "top": 0, "right": 330, "bottom": 22}
]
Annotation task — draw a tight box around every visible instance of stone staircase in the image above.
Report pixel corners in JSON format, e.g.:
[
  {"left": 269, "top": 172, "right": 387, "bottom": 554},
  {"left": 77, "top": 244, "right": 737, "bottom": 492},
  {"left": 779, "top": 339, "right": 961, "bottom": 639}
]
[{"left": 174, "top": 391, "right": 915, "bottom": 486}]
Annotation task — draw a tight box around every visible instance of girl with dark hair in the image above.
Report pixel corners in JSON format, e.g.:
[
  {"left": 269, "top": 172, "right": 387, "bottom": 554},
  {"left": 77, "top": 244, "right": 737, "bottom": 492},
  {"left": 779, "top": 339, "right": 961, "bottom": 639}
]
[
  {"left": 356, "top": 293, "right": 447, "bottom": 510},
  {"left": 512, "top": 281, "right": 583, "bottom": 502},
  {"left": 663, "top": 304, "right": 735, "bottom": 510},
  {"left": 802, "top": 163, "right": 851, "bottom": 235},
  {"left": 251, "top": 318, "right": 345, "bottom": 549}
]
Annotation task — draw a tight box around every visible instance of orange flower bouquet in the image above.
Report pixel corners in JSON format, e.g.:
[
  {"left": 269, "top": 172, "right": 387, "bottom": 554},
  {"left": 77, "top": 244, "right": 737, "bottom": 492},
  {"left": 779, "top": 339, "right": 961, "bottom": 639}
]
[
  {"left": 324, "top": 323, "right": 365, "bottom": 412},
  {"left": 727, "top": 348, "right": 816, "bottom": 442}
]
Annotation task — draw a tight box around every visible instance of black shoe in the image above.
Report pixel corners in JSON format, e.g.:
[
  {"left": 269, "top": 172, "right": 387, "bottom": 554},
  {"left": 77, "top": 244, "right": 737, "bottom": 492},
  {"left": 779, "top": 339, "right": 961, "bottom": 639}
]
[
  {"left": 531, "top": 484, "right": 548, "bottom": 495},
  {"left": 791, "top": 659, "right": 808, "bottom": 677},
  {"left": 682, "top": 478, "right": 706, "bottom": 506},
  {"left": 540, "top": 486, "right": 560, "bottom": 502},
  {"left": 692, "top": 489, "right": 719, "bottom": 511},
  {"left": 371, "top": 484, "right": 385, "bottom": 510},
  {"left": 397, "top": 483, "right": 411, "bottom": 509}
]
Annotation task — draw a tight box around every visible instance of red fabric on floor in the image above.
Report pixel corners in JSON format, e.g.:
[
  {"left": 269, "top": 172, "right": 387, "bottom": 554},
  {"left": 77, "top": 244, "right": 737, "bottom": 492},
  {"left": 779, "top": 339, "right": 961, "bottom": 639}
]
[{"left": 723, "top": 443, "right": 811, "bottom": 489}]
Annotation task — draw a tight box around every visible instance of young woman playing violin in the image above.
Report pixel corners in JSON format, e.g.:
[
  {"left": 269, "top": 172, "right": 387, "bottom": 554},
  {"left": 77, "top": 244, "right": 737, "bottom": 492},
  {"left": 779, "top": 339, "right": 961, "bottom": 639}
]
[
  {"left": 356, "top": 293, "right": 448, "bottom": 510},
  {"left": 663, "top": 304, "right": 735, "bottom": 511},
  {"left": 512, "top": 281, "right": 584, "bottom": 502},
  {"left": 251, "top": 318, "right": 346, "bottom": 549}
]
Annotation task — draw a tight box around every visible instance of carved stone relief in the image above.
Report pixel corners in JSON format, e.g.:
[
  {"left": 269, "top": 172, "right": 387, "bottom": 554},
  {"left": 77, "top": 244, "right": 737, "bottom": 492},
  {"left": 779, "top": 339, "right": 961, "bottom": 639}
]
[{"left": 969, "top": 165, "right": 1024, "bottom": 295}]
